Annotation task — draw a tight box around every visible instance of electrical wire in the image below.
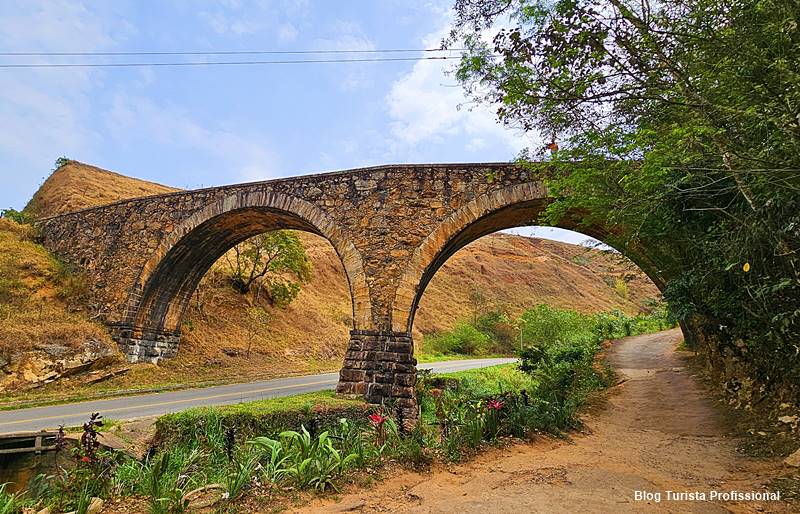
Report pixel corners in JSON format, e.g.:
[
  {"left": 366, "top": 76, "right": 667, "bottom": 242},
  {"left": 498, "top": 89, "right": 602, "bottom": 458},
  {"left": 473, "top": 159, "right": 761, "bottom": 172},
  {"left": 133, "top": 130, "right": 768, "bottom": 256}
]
[
  {"left": 0, "top": 55, "right": 460, "bottom": 69},
  {"left": 0, "top": 47, "right": 462, "bottom": 57}
]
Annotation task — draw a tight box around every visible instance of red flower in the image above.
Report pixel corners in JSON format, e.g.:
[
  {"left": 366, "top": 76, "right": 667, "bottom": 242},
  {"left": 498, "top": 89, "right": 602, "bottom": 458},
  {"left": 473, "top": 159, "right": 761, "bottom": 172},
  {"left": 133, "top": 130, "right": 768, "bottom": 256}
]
[
  {"left": 80, "top": 456, "right": 92, "bottom": 463},
  {"left": 368, "top": 413, "right": 386, "bottom": 425},
  {"left": 486, "top": 399, "right": 505, "bottom": 411}
]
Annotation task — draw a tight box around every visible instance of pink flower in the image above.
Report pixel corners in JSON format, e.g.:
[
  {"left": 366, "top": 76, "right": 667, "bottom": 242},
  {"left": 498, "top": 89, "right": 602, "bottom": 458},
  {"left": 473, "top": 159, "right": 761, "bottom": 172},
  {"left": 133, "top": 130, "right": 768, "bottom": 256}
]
[
  {"left": 80, "top": 456, "right": 92, "bottom": 463},
  {"left": 486, "top": 399, "right": 505, "bottom": 411},
  {"left": 368, "top": 413, "right": 386, "bottom": 426}
]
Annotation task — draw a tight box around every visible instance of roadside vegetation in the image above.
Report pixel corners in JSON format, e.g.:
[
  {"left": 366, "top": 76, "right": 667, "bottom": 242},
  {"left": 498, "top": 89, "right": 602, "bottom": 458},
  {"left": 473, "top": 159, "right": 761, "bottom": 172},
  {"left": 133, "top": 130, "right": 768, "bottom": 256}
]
[
  {"left": 1, "top": 313, "right": 671, "bottom": 513},
  {"left": 420, "top": 302, "right": 673, "bottom": 359}
]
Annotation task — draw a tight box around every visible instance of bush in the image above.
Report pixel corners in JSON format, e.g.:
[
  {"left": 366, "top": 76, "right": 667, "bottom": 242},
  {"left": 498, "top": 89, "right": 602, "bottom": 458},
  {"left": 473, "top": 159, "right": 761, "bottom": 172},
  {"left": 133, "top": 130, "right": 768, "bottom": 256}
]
[
  {"left": 420, "top": 303, "right": 674, "bottom": 359},
  {"left": 0, "top": 208, "right": 32, "bottom": 225},
  {"left": 424, "top": 321, "right": 492, "bottom": 356}
]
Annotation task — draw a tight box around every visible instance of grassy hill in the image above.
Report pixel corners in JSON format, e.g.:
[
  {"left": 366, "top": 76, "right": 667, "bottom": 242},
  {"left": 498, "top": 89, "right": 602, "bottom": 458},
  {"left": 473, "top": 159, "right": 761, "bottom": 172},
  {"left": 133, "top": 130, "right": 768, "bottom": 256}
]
[
  {"left": 0, "top": 161, "right": 659, "bottom": 397},
  {"left": 24, "top": 160, "right": 179, "bottom": 218}
]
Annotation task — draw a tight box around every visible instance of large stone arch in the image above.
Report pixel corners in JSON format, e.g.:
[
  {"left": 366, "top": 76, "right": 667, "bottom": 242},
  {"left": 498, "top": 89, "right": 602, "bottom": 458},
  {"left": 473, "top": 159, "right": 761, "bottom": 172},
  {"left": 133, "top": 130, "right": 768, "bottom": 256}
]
[
  {"left": 390, "top": 183, "right": 667, "bottom": 334},
  {"left": 115, "top": 190, "right": 370, "bottom": 363}
]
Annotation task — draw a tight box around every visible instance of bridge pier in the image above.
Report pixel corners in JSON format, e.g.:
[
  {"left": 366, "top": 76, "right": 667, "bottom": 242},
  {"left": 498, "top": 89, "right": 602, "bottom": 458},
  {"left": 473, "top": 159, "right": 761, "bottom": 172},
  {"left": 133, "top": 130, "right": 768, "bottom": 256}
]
[
  {"left": 112, "top": 326, "right": 180, "bottom": 364},
  {"left": 336, "top": 330, "right": 418, "bottom": 428}
]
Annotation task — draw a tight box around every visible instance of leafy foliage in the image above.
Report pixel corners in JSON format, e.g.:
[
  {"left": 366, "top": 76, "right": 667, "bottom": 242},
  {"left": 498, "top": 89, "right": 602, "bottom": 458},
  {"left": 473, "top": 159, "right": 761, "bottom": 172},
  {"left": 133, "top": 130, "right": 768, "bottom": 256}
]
[
  {"left": 424, "top": 304, "right": 673, "bottom": 357},
  {"left": 53, "top": 156, "right": 71, "bottom": 170},
  {"left": 0, "top": 483, "right": 31, "bottom": 514},
  {"left": 0, "top": 208, "right": 31, "bottom": 224},
  {"left": 449, "top": 0, "right": 800, "bottom": 403},
  {"left": 249, "top": 426, "right": 360, "bottom": 491},
  {"left": 225, "top": 231, "right": 312, "bottom": 308}
]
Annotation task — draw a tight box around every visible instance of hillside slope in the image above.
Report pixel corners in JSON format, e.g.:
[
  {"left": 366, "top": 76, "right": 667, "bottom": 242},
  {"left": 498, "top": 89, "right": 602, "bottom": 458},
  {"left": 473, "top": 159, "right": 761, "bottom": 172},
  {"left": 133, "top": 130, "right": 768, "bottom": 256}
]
[
  {"left": 0, "top": 218, "right": 119, "bottom": 391},
  {"left": 24, "top": 160, "right": 179, "bottom": 218},
  {"left": 2, "top": 162, "right": 659, "bottom": 395}
]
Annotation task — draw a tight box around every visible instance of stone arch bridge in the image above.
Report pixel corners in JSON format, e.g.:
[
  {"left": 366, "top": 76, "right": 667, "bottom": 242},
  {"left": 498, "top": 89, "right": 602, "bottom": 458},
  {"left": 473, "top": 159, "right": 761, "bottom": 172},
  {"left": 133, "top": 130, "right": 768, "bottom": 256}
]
[{"left": 37, "top": 163, "right": 664, "bottom": 419}]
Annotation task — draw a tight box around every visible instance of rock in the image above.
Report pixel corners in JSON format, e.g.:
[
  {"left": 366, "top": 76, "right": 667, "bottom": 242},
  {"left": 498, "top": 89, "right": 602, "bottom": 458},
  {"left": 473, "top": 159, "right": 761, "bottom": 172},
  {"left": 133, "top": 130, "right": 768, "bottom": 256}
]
[
  {"left": 0, "top": 340, "right": 119, "bottom": 392},
  {"left": 306, "top": 186, "right": 323, "bottom": 198},
  {"left": 785, "top": 449, "right": 800, "bottom": 467},
  {"left": 777, "top": 415, "right": 798, "bottom": 425},
  {"left": 182, "top": 484, "right": 226, "bottom": 510},
  {"left": 87, "top": 497, "right": 104, "bottom": 514},
  {"left": 338, "top": 500, "right": 366, "bottom": 511}
]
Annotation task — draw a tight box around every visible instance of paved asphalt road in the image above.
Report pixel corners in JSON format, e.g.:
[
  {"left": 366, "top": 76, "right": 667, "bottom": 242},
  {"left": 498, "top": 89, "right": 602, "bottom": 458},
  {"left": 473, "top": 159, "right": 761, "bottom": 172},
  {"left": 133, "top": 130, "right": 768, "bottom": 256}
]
[{"left": 0, "top": 358, "right": 515, "bottom": 434}]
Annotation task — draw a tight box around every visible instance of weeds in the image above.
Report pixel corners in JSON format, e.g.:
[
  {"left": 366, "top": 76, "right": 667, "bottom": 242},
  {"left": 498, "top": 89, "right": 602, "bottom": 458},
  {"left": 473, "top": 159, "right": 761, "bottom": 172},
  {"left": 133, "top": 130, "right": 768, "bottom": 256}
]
[{"left": 0, "top": 483, "right": 30, "bottom": 514}]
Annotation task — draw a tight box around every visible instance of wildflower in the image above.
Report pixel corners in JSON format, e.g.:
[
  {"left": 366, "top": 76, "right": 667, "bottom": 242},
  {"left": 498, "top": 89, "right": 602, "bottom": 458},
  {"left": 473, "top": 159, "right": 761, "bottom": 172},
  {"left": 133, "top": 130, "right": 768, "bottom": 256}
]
[
  {"left": 80, "top": 456, "right": 92, "bottom": 463},
  {"left": 486, "top": 399, "right": 505, "bottom": 411},
  {"left": 368, "top": 413, "right": 386, "bottom": 426}
]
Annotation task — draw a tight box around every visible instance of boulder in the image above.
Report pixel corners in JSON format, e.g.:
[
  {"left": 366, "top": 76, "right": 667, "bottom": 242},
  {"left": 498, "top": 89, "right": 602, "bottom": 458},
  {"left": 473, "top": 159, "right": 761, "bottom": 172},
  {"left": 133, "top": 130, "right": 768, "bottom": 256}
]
[{"left": 785, "top": 449, "right": 800, "bottom": 467}]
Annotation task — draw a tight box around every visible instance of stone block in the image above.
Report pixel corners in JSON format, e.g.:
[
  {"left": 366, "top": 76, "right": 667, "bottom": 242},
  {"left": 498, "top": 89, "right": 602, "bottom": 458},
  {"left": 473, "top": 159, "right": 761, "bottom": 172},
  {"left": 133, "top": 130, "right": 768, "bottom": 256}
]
[
  {"left": 391, "top": 385, "right": 415, "bottom": 398},
  {"left": 394, "top": 373, "right": 416, "bottom": 387},
  {"left": 339, "top": 369, "right": 366, "bottom": 382}
]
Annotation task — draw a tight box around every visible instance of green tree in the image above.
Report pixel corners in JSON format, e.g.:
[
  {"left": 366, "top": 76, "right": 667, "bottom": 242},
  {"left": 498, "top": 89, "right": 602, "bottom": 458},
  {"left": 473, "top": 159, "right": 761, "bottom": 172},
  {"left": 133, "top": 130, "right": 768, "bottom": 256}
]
[
  {"left": 0, "top": 208, "right": 32, "bottom": 224},
  {"left": 225, "top": 231, "right": 312, "bottom": 308},
  {"left": 54, "top": 156, "right": 72, "bottom": 170},
  {"left": 449, "top": 0, "right": 800, "bottom": 399}
]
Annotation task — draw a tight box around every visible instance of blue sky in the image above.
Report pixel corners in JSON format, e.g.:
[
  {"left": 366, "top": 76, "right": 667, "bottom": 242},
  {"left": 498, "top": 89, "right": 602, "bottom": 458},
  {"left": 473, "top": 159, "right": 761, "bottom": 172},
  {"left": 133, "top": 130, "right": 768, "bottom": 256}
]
[{"left": 0, "top": 0, "right": 599, "bottom": 246}]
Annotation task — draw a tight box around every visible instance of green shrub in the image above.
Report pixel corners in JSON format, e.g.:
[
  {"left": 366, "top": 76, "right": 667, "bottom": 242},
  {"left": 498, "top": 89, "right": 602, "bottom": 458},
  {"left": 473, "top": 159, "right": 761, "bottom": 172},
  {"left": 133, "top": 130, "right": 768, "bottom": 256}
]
[
  {"left": 249, "top": 426, "right": 360, "bottom": 492},
  {"left": 425, "top": 321, "right": 492, "bottom": 356},
  {"left": 0, "top": 208, "right": 32, "bottom": 225}
]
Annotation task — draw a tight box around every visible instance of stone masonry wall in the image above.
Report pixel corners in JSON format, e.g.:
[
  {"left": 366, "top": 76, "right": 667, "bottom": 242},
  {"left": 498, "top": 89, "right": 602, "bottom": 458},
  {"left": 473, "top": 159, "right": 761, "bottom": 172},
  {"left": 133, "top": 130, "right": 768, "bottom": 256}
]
[{"left": 37, "top": 163, "right": 537, "bottom": 332}]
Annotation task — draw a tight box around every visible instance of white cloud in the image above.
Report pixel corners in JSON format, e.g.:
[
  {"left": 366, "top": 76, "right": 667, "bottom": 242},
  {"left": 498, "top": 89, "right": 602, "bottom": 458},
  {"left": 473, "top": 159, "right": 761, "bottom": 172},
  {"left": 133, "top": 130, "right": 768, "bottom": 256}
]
[
  {"left": 0, "top": 0, "right": 116, "bottom": 52},
  {"left": 105, "top": 92, "right": 279, "bottom": 183},
  {"left": 385, "top": 14, "right": 535, "bottom": 156},
  {"left": 198, "top": 10, "right": 265, "bottom": 35}
]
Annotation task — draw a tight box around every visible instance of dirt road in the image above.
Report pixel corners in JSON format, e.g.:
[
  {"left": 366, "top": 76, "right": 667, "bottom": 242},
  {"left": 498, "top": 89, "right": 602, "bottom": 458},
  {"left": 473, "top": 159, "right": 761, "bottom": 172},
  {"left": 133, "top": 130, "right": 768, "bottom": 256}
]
[{"left": 294, "top": 329, "right": 789, "bottom": 513}]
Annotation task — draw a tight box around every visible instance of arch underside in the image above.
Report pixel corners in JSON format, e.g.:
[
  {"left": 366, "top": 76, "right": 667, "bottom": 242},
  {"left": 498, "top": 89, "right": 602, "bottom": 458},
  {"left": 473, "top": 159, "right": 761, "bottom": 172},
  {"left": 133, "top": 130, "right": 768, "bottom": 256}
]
[
  {"left": 116, "top": 191, "right": 371, "bottom": 364},
  {"left": 392, "top": 192, "right": 665, "bottom": 335},
  {"left": 130, "top": 207, "right": 324, "bottom": 338}
]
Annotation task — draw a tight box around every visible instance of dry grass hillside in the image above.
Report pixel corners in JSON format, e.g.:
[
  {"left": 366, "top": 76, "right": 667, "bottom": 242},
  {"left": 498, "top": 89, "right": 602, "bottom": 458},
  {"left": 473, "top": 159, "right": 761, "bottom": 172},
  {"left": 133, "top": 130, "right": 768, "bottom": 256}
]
[
  {"left": 24, "top": 160, "right": 179, "bottom": 218},
  {"left": 1, "top": 162, "right": 660, "bottom": 397},
  {"left": 0, "top": 218, "right": 120, "bottom": 391}
]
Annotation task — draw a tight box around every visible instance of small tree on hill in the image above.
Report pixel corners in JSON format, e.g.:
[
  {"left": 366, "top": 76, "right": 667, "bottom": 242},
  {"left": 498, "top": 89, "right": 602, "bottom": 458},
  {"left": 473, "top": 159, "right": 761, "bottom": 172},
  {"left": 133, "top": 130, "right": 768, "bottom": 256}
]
[
  {"left": 0, "top": 208, "right": 31, "bottom": 224},
  {"left": 53, "top": 156, "right": 71, "bottom": 170},
  {"left": 225, "top": 231, "right": 312, "bottom": 308}
]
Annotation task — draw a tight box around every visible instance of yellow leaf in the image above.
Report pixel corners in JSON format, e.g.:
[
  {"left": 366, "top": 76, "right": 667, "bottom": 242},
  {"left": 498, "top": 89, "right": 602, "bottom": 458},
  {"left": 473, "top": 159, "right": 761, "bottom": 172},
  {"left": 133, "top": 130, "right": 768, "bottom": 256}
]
[{"left": 743, "top": 262, "right": 750, "bottom": 272}]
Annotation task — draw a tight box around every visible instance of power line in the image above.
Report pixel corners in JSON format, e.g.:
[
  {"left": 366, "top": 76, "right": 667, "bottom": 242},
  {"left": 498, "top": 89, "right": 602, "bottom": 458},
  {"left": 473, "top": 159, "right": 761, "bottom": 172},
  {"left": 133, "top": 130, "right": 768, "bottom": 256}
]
[
  {"left": 0, "top": 55, "right": 457, "bottom": 69},
  {"left": 0, "top": 47, "right": 462, "bottom": 57}
]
